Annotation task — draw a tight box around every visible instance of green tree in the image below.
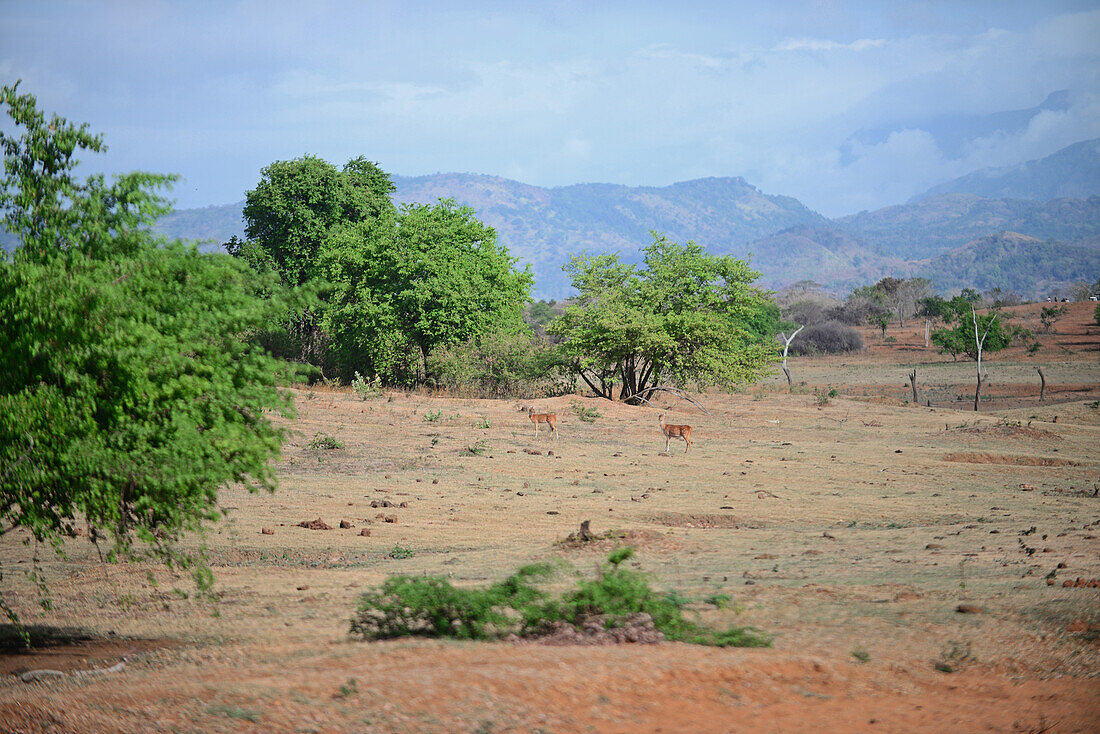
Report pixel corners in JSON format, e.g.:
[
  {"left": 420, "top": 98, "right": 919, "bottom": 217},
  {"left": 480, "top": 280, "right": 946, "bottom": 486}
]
[
  {"left": 387, "top": 199, "right": 533, "bottom": 378},
  {"left": 313, "top": 198, "right": 533, "bottom": 383},
  {"left": 550, "top": 233, "right": 778, "bottom": 403},
  {"left": 242, "top": 155, "right": 394, "bottom": 287},
  {"left": 0, "top": 83, "right": 293, "bottom": 628}
]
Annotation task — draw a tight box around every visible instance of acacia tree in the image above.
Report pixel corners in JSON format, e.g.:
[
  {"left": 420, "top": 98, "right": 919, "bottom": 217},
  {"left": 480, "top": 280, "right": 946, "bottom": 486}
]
[
  {"left": 0, "top": 83, "right": 293, "bottom": 628},
  {"left": 550, "top": 233, "right": 779, "bottom": 403}
]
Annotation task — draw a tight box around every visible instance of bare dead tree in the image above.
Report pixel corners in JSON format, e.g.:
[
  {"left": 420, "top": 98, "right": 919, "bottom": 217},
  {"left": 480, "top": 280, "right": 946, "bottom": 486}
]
[
  {"left": 908, "top": 369, "right": 918, "bottom": 404},
  {"left": 777, "top": 325, "right": 804, "bottom": 388},
  {"left": 1037, "top": 367, "right": 1046, "bottom": 402},
  {"left": 972, "top": 308, "right": 997, "bottom": 411}
]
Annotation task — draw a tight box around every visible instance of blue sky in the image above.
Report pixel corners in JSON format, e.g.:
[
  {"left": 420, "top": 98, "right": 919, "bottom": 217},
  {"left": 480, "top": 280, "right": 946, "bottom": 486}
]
[{"left": 2, "top": 0, "right": 1098, "bottom": 216}]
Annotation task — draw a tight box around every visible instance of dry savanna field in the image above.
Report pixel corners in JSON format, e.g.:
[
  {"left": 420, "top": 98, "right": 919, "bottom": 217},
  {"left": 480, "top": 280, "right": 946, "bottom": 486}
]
[{"left": 2, "top": 302, "right": 1099, "bottom": 733}]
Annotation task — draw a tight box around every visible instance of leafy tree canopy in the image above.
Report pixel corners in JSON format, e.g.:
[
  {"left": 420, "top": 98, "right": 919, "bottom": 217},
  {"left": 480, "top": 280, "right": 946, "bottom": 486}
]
[
  {"left": 0, "top": 83, "right": 293, "bottom": 628},
  {"left": 242, "top": 155, "right": 395, "bottom": 287},
  {"left": 550, "top": 233, "right": 779, "bottom": 402}
]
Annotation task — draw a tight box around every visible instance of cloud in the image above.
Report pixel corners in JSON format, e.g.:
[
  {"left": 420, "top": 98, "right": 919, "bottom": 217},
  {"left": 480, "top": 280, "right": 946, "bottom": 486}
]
[{"left": 774, "top": 38, "right": 888, "bottom": 52}]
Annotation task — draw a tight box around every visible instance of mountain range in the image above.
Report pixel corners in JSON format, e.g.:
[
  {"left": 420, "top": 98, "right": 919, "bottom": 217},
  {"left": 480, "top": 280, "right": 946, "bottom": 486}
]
[{"left": 7, "top": 140, "right": 1099, "bottom": 299}]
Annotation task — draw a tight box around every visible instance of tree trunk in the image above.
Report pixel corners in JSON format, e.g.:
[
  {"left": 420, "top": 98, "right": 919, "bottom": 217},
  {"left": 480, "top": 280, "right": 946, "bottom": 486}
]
[
  {"left": 781, "top": 363, "right": 792, "bottom": 387},
  {"left": 974, "top": 372, "right": 983, "bottom": 411},
  {"left": 924, "top": 319, "right": 931, "bottom": 348},
  {"left": 1037, "top": 367, "right": 1046, "bottom": 402},
  {"left": 908, "top": 369, "right": 918, "bottom": 403}
]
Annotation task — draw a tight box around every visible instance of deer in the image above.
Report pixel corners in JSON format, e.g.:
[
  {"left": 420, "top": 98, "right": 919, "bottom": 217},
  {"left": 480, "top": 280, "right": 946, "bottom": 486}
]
[
  {"left": 658, "top": 413, "right": 692, "bottom": 453},
  {"left": 528, "top": 407, "right": 558, "bottom": 440}
]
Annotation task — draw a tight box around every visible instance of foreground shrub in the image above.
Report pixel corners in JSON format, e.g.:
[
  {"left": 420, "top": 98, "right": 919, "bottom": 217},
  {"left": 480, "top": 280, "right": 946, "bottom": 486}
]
[
  {"left": 789, "top": 320, "right": 863, "bottom": 355},
  {"left": 349, "top": 549, "right": 770, "bottom": 647}
]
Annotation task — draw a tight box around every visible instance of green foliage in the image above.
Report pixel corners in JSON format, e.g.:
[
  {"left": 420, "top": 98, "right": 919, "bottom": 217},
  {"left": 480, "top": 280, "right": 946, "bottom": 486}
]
[
  {"left": 349, "top": 550, "right": 770, "bottom": 647},
  {"left": 550, "top": 233, "right": 779, "bottom": 403},
  {"left": 0, "top": 82, "right": 176, "bottom": 264},
  {"left": 868, "top": 312, "right": 890, "bottom": 336},
  {"left": 1039, "top": 304, "right": 1068, "bottom": 332},
  {"left": 387, "top": 545, "right": 414, "bottom": 559},
  {"left": 239, "top": 157, "right": 533, "bottom": 385},
  {"left": 1095, "top": 303, "right": 1100, "bottom": 327},
  {"left": 570, "top": 401, "right": 601, "bottom": 422},
  {"left": 0, "top": 84, "right": 292, "bottom": 629},
  {"left": 351, "top": 371, "right": 381, "bottom": 399},
  {"left": 308, "top": 432, "right": 344, "bottom": 450},
  {"left": 931, "top": 307, "right": 1024, "bottom": 362},
  {"left": 851, "top": 649, "right": 871, "bottom": 663},
  {"left": 242, "top": 155, "right": 393, "bottom": 288},
  {"left": 465, "top": 440, "right": 490, "bottom": 456},
  {"left": 427, "top": 329, "right": 568, "bottom": 398},
  {"left": 384, "top": 200, "right": 534, "bottom": 371},
  {"left": 350, "top": 563, "right": 554, "bottom": 640}
]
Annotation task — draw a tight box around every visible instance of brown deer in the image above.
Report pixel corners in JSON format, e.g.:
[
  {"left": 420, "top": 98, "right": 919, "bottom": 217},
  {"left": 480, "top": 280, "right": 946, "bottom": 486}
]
[
  {"left": 528, "top": 407, "right": 558, "bottom": 440},
  {"left": 658, "top": 413, "right": 692, "bottom": 453}
]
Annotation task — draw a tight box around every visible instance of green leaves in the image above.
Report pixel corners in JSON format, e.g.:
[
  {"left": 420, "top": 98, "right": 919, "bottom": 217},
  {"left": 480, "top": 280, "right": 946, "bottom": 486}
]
[
  {"left": 550, "top": 232, "right": 779, "bottom": 401},
  {"left": 0, "top": 84, "right": 292, "bottom": 628}
]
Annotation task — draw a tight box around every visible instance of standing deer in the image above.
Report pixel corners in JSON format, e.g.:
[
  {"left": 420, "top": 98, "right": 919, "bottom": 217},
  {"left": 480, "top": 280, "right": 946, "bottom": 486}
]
[
  {"left": 658, "top": 413, "right": 692, "bottom": 453},
  {"left": 528, "top": 407, "right": 557, "bottom": 440}
]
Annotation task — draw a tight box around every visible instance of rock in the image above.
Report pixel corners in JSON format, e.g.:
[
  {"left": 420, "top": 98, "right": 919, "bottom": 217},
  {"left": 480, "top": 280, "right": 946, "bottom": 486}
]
[
  {"left": 926, "top": 543, "right": 945, "bottom": 550},
  {"left": 360, "top": 528, "right": 371, "bottom": 537},
  {"left": 399, "top": 501, "right": 409, "bottom": 508},
  {"left": 261, "top": 527, "right": 274, "bottom": 535},
  {"left": 297, "top": 585, "right": 309, "bottom": 591},
  {"left": 298, "top": 518, "right": 331, "bottom": 530},
  {"left": 384, "top": 515, "right": 398, "bottom": 523},
  {"left": 339, "top": 520, "right": 352, "bottom": 529}
]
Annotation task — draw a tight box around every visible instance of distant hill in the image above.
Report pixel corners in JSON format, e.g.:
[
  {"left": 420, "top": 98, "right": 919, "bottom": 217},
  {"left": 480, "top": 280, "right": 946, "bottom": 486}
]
[
  {"left": 738, "top": 225, "right": 907, "bottom": 292},
  {"left": 912, "top": 138, "right": 1100, "bottom": 202},
  {"left": 913, "top": 231, "right": 1100, "bottom": 296},
  {"left": 7, "top": 168, "right": 1096, "bottom": 300},
  {"left": 837, "top": 193, "right": 1100, "bottom": 258},
  {"left": 390, "top": 174, "right": 829, "bottom": 297},
  {"left": 155, "top": 201, "right": 246, "bottom": 247}
]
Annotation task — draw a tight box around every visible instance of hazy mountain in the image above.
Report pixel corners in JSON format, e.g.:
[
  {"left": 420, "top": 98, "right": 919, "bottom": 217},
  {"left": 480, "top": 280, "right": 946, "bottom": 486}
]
[
  {"left": 913, "top": 231, "right": 1100, "bottom": 297},
  {"left": 837, "top": 193, "right": 1100, "bottom": 258},
  {"left": 7, "top": 163, "right": 1096, "bottom": 300},
  {"left": 912, "top": 138, "right": 1100, "bottom": 202},
  {"left": 390, "top": 174, "right": 829, "bottom": 297},
  {"left": 738, "top": 225, "right": 907, "bottom": 292},
  {"left": 155, "top": 201, "right": 246, "bottom": 247}
]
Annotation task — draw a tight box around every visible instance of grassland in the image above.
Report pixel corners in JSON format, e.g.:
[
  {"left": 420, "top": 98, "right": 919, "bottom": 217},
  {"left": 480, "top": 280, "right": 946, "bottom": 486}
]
[{"left": 1, "top": 302, "right": 1097, "bottom": 732}]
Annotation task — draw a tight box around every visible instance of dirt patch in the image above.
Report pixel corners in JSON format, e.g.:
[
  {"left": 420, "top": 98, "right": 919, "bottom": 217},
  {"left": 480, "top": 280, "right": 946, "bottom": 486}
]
[
  {"left": 941, "top": 452, "right": 1080, "bottom": 466},
  {"left": 0, "top": 628, "right": 179, "bottom": 677},
  {"left": 650, "top": 512, "right": 744, "bottom": 528},
  {"left": 947, "top": 424, "right": 1063, "bottom": 441}
]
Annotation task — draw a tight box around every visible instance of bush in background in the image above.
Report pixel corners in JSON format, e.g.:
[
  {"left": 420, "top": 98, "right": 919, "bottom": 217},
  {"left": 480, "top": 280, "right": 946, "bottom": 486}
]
[
  {"left": 427, "top": 330, "right": 570, "bottom": 398},
  {"left": 789, "top": 320, "right": 863, "bottom": 355}
]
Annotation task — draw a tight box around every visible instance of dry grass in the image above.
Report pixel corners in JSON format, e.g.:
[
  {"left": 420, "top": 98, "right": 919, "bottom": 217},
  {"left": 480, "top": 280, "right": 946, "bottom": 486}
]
[{"left": 1, "top": 302, "right": 1098, "bottom": 732}]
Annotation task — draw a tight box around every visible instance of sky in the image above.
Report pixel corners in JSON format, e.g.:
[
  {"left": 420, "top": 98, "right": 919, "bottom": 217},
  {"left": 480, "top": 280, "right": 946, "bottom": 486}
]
[{"left": 2, "top": 0, "right": 1099, "bottom": 217}]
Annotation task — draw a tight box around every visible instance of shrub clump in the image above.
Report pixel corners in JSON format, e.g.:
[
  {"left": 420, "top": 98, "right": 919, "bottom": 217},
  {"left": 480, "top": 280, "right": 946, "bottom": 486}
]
[
  {"left": 349, "top": 548, "right": 770, "bottom": 647},
  {"left": 789, "top": 320, "right": 863, "bottom": 355}
]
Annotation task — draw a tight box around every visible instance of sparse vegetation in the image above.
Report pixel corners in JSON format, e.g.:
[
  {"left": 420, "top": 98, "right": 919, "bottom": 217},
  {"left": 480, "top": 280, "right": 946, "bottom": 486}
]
[
  {"left": 308, "top": 432, "right": 344, "bottom": 450},
  {"left": 571, "top": 401, "right": 601, "bottom": 422},
  {"left": 465, "top": 440, "right": 490, "bottom": 456},
  {"left": 350, "top": 549, "right": 770, "bottom": 647},
  {"left": 423, "top": 409, "right": 444, "bottom": 423},
  {"left": 351, "top": 371, "right": 382, "bottom": 399}
]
